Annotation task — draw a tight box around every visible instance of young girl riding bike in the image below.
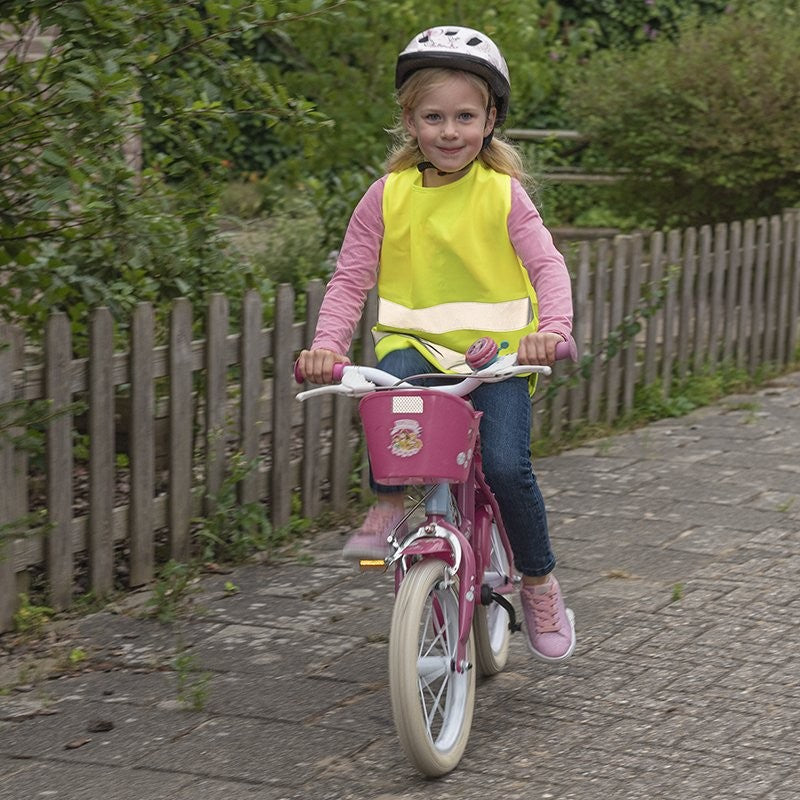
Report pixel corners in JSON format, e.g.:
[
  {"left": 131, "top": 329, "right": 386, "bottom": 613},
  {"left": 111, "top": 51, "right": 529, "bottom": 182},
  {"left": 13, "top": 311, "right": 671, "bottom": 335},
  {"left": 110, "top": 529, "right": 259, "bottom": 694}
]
[{"left": 297, "top": 26, "right": 576, "bottom": 664}]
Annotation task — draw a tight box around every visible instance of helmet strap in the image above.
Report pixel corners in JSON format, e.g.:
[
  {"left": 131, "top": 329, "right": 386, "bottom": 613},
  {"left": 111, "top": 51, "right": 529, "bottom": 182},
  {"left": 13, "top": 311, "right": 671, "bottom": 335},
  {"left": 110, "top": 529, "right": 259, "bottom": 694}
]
[
  {"left": 417, "top": 161, "right": 450, "bottom": 176},
  {"left": 416, "top": 160, "right": 476, "bottom": 177}
]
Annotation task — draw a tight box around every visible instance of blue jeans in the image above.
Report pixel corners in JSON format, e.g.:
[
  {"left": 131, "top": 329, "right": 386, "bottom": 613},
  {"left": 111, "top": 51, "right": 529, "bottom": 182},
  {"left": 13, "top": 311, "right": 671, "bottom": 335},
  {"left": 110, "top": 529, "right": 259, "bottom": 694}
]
[{"left": 372, "top": 348, "right": 556, "bottom": 577}]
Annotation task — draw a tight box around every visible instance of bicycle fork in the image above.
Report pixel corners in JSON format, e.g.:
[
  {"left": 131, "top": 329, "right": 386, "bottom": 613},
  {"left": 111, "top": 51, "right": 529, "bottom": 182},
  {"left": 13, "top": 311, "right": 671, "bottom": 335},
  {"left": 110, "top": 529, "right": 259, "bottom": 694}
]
[{"left": 388, "top": 483, "right": 477, "bottom": 673}]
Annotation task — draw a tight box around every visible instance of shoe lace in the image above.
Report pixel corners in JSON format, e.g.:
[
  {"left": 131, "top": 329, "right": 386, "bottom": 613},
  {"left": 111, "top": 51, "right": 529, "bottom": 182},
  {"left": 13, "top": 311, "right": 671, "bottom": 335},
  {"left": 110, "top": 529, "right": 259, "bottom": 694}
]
[{"left": 526, "top": 587, "right": 561, "bottom": 634}]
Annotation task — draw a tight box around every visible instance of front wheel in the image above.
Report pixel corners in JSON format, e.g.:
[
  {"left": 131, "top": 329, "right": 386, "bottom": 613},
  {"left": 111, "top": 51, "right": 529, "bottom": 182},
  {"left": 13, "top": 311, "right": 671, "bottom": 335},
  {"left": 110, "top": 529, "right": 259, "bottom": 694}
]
[
  {"left": 473, "top": 520, "right": 512, "bottom": 676},
  {"left": 389, "top": 558, "right": 475, "bottom": 777}
]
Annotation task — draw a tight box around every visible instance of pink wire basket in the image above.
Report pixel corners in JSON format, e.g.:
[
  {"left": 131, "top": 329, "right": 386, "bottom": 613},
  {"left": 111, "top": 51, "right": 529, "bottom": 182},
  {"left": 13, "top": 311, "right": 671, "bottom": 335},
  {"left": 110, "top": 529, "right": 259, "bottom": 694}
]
[{"left": 359, "top": 390, "right": 482, "bottom": 485}]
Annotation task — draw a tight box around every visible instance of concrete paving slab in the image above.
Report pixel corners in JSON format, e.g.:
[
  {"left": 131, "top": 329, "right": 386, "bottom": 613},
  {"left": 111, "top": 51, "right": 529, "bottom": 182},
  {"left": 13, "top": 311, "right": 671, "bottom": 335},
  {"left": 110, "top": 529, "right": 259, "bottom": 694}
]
[
  {"left": 142, "top": 716, "right": 374, "bottom": 787},
  {"left": 0, "top": 761, "right": 193, "bottom": 800},
  {"left": 201, "top": 672, "right": 363, "bottom": 724},
  {"left": 186, "top": 622, "right": 364, "bottom": 678},
  {"left": 1, "top": 696, "right": 203, "bottom": 766}
]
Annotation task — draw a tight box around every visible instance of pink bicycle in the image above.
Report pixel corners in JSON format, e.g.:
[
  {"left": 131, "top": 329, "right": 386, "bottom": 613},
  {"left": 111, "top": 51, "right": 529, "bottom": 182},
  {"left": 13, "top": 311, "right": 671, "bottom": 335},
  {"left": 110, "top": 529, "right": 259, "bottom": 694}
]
[{"left": 296, "top": 337, "right": 570, "bottom": 776}]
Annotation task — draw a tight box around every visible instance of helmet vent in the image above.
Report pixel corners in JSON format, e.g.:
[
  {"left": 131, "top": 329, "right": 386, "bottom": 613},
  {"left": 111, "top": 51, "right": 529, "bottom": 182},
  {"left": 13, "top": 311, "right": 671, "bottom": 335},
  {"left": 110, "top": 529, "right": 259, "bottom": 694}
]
[
  {"left": 466, "top": 37, "right": 483, "bottom": 46},
  {"left": 445, "top": 30, "right": 459, "bottom": 36},
  {"left": 417, "top": 35, "right": 429, "bottom": 43}
]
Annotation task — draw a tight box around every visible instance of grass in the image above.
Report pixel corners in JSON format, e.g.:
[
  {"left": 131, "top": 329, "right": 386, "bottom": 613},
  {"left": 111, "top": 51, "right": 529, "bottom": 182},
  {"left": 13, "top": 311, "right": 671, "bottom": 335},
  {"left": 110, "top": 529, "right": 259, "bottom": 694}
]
[
  {"left": 173, "top": 649, "right": 211, "bottom": 712},
  {"left": 12, "top": 593, "right": 54, "bottom": 637}
]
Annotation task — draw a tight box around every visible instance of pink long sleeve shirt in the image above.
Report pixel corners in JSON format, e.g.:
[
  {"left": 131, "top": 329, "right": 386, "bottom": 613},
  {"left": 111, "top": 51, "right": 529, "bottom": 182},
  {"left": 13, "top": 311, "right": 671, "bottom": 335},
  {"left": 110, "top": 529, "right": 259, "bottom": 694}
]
[{"left": 311, "top": 174, "right": 572, "bottom": 355}]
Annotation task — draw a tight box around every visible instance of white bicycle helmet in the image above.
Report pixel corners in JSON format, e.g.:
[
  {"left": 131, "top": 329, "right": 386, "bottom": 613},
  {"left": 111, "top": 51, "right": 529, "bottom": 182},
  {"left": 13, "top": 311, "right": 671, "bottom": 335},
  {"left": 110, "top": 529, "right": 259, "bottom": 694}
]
[{"left": 396, "top": 26, "right": 511, "bottom": 126}]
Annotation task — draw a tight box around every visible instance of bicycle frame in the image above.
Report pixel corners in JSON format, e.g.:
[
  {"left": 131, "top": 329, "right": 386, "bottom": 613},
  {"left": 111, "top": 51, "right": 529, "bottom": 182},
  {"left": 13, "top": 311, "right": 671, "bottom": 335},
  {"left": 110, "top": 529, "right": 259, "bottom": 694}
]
[
  {"left": 385, "top": 442, "right": 517, "bottom": 672},
  {"left": 297, "top": 352, "right": 554, "bottom": 673}
]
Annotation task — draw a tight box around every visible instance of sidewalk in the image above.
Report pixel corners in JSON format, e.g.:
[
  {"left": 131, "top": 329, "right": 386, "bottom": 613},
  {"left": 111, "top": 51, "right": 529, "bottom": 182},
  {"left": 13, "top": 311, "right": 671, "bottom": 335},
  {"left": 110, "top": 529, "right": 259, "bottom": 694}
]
[{"left": 2, "top": 372, "right": 799, "bottom": 800}]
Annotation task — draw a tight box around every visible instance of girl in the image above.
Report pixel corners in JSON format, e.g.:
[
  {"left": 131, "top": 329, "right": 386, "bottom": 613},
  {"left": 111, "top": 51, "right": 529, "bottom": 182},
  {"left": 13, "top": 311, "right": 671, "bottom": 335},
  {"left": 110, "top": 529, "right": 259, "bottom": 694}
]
[{"left": 297, "top": 26, "right": 575, "bottom": 663}]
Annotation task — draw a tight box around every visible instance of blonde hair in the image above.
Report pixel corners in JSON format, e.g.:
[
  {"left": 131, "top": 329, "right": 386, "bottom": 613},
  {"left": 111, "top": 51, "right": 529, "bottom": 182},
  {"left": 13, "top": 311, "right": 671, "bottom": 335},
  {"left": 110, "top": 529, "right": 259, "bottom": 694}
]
[{"left": 385, "top": 67, "right": 531, "bottom": 185}]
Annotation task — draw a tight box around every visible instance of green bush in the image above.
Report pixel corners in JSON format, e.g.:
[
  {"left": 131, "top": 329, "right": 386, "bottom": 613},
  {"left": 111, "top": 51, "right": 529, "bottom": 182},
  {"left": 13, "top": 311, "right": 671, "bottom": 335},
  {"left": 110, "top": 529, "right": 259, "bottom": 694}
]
[
  {"left": 557, "top": 0, "right": 729, "bottom": 50},
  {"left": 564, "top": 6, "right": 800, "bottom": 227},
  {"left": 0, "top": 1, "right": 337, "bottom": 349},
  {"left": 222, "top": 191, "right": 331, "bottom": 298}
]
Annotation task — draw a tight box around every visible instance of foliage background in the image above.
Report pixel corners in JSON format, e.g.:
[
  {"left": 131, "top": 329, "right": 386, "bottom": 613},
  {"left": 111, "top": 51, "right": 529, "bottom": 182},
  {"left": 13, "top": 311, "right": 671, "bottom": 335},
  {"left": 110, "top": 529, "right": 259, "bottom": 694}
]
[
  {"left": 563, "top": 5, "right": 800, "bottom": 228},
  {"left": 2, "top": 0, "right": 798, "bottom": 349}
]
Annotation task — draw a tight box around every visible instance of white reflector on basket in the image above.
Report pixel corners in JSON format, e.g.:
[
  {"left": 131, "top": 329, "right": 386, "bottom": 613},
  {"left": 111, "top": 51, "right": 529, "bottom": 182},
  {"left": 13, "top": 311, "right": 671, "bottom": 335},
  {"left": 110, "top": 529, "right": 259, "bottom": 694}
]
[{"left": 392, "top": 396, "right": 424, "bottom": 414}]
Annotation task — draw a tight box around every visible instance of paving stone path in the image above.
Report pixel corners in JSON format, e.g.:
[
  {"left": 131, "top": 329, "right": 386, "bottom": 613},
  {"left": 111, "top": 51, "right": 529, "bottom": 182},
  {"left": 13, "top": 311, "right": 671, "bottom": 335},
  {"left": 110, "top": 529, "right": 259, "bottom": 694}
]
[{"left": 2, "top": 372, "right": 799, "bottom": 800}]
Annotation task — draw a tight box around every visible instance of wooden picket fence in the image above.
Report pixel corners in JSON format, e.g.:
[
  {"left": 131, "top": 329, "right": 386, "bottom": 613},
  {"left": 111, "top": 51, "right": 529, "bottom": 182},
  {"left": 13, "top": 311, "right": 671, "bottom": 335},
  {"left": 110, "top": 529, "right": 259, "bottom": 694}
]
[{"left": 1, "top": 209, "right": 799, "bottom": 631}]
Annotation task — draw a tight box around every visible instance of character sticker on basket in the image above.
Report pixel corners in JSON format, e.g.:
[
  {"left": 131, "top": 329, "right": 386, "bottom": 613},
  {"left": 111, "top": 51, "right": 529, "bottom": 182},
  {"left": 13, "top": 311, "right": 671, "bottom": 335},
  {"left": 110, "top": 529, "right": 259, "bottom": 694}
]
[{"left": 389, "top": 419, "right": 423, "bottom": 457}]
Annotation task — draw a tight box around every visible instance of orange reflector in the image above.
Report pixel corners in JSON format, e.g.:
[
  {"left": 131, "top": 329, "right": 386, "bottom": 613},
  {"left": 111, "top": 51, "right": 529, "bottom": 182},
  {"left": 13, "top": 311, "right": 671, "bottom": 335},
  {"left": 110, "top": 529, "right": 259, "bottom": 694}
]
[{"left": 359, "top": 559, "right": 386, "bottom": 570}]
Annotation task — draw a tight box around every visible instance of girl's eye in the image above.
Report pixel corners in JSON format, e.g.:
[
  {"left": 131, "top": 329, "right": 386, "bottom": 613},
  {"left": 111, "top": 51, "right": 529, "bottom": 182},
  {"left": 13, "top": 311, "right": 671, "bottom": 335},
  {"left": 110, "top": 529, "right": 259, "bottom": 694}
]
[
  {"left": 458, "top": 112, "right": 474, "bottom": 122},
  {"left": 424, "top": 113, "right": 440, "bottom": 122}
]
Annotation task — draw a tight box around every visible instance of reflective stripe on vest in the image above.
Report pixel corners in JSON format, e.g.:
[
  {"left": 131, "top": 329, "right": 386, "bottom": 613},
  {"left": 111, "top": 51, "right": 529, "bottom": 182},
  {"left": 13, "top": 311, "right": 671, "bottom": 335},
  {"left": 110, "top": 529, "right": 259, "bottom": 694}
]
[{"left": 378, "top": 296, "right": 532, "bottom": 335}]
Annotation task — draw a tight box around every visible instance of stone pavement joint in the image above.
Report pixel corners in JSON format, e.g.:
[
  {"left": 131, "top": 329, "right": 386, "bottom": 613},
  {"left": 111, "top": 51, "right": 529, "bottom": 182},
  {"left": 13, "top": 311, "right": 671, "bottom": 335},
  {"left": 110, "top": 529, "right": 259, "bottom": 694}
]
[{"left": 2, "top": 372, "right": 799, "bottom": 800}]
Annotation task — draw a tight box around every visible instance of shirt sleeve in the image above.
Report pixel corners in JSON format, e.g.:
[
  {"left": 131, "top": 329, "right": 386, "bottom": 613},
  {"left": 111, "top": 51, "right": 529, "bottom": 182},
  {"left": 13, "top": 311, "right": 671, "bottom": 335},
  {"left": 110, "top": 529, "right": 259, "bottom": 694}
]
[
  {"left": 310, "top": 176, "right": 387, "bottom": 354},
  {"left": 508, "top": 179, "right": 573, "bottom": 341}
]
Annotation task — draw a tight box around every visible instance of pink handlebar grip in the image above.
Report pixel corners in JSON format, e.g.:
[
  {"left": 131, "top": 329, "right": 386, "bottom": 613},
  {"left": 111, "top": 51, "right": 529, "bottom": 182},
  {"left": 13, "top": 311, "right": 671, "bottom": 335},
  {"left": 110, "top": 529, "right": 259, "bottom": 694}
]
[
  {"left": 555, "top": 338, "right": 578, "bottom": 362},
  {"left": 293, "top": 360, "right": 346, "bottom": 384}
]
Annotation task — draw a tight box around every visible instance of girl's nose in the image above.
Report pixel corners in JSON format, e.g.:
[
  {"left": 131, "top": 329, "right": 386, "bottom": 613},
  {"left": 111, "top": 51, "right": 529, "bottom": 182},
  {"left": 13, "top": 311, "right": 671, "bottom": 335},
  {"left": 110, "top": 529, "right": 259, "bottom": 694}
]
[{"left": 442, "top": 119, "right": 458, "bottom": 138}]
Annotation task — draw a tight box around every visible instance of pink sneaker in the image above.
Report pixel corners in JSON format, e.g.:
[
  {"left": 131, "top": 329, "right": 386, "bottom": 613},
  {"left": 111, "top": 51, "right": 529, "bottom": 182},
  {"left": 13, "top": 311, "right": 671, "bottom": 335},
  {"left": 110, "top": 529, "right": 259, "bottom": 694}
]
[
  {"left": 341, "top": 505, "right": 408, "bottom": 561},
  {"left": 520, "top": 577, "right": 576, "bottom": 663}
]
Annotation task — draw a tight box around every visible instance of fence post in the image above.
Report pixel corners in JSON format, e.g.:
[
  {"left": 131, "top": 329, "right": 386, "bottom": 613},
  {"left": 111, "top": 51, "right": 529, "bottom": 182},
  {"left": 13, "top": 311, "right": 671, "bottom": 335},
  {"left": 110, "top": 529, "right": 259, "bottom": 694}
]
[
  {"left": 606, "top": 236, "right": 628, "bottom": 425},
  {"left": 708, "top": 223, "right": 727, "bottom": 370},
  {"left": 129, "top": 302, "right": 155, "bottom": 586},
  {"left": 661, "top": 230, "right": 681, "bottom": 395},
  {"left": 787, "top": 210, "right": 800, "bottom": 362},
  {"left": 330, "top": 394, "right": 353, "bottom": 511},
  {"left": 736, "top": 220, "right": 755, "bottom": 371},
  {"left": 45, "top": 313, "right": 73, "bottom": 609},
  {"left": 693, "top": 226, "right": 712, "bottom": 373},
  {"left": 623, "top": 233, "right": 643, "bottom": 414},
  {"left": 271, "top": 284, "right": 295, "bottom": 527},
  {"left": 749, "top": 218, "right": 768, "bottom": 375},
  {"left": 587, "top": 239, "right": 609, "bottom": 424},
  {"left": 643, "top": 231, "right": 663, "bottom": 389},
  {"left": 568, "top": 241, "right": 590, "bottom": 426},
  {"left": 723, "top": 222, "right": 741, "bottom": 364},
  {"left": 763, "top": 216, "right": 782, "bottom": 364},
  {"left": 240, "top": 289, "right": 263, "bottom": 506},
  {"left": 677, "top": 227, "right": 696, "bottom": 379},
  {"left": 169, "top": 298, "right": 194, "bottom": 563},
  {"left": 205, "top": 293, "right": 229, "bottom": 514},
  {"left": 302, "top": 281, "right": 324, "bottom": 519},
  {"left": 0, "top": 324, "right": 20, "bottom": 631},
  {"left": 775, "top": 211, "right": 794, "bottom": 366},
  {"left": 88, "top": 308, "right": 115, "bottom": 596}
]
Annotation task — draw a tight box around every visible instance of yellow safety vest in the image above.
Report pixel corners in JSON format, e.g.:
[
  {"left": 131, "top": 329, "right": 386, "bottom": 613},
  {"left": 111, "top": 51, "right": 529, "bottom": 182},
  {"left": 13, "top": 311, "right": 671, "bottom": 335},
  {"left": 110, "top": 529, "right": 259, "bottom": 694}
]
[{"left": 374, "top": 162, "right": 539, "bottom": 373}]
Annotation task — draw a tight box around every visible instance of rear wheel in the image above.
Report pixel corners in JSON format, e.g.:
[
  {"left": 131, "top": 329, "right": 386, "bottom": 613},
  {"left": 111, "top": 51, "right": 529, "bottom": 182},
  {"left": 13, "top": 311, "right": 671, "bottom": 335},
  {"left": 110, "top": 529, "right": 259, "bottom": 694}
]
[
  {"left": 473, "top": 520, "right": 511, "bottom": 676},
  {"left": 389, "top": 558, "right": 475, "bottom": 777}
]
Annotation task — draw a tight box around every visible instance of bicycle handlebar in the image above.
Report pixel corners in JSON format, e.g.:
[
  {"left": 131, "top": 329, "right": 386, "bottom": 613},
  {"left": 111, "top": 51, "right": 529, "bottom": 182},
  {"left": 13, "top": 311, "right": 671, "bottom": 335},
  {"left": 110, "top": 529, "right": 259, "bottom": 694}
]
[{"left": 294, "top": 337, "right": 577, "bottom": 402}]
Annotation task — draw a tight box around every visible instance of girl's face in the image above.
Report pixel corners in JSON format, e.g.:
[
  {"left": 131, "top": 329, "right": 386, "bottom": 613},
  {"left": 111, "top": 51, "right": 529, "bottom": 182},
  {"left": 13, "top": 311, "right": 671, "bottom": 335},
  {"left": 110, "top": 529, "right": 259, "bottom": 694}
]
[{"left": 403, "top": 72, "right": 496, "bottom": 187}]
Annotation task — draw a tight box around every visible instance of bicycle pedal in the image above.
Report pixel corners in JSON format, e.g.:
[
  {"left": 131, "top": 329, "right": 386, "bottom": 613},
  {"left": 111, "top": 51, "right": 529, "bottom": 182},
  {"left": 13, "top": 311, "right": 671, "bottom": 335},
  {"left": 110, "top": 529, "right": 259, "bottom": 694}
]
[{"left": 358, "top": 559, "right": 388, "bottom": 571}]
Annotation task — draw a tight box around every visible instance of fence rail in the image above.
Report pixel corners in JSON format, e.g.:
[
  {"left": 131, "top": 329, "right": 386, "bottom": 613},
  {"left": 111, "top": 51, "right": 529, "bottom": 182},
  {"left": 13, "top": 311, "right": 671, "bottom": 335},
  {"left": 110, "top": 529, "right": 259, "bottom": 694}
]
[{"left": 1, "top": 210, "right": 799, "bottom": 631}]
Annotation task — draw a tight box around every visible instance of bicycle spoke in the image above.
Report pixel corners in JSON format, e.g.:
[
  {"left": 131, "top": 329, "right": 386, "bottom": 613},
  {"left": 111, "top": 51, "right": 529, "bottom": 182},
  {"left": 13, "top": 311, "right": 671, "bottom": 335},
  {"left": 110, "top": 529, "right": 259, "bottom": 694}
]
[
  {"left": 422, "top": 670, "right": 450, "bottom": 736},
  {"left": 415, "top": 586, "right": 459, "bottom": 739}
]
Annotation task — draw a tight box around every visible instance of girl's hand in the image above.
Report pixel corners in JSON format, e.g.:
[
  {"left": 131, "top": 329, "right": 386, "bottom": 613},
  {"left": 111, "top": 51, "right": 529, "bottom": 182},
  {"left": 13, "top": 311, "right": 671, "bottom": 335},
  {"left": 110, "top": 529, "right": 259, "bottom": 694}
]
[
  {"left": 516, "top": 332, "right": 565, "bottom": 366},
  {"left": 296, "top": 348, "right": 351, "bottom": 384}
]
